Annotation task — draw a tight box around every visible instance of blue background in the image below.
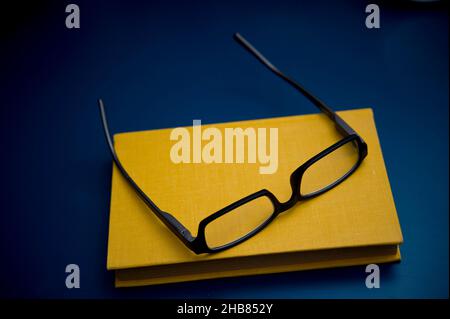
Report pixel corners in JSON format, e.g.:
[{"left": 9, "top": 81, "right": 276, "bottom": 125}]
[{"left": 0, "top": 0, "right": 448, "bottom": 298}]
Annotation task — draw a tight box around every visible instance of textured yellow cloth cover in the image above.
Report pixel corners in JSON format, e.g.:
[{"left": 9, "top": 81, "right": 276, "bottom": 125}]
[{"left": 107, "top": 108, "right": 403, "bottom": 287}]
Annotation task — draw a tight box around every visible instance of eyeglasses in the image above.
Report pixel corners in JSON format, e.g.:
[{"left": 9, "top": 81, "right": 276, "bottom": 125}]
[{"left": 98, "top": 33, "right": 368, "bottom": 254}]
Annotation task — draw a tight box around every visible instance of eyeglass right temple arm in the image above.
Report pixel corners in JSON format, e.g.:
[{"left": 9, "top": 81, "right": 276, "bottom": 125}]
[
  {"left": 98, "top": 99, "right": 195, "bottom": 246},
  {"left": 233, "top": 33, "right": 357, "bottom": 137}
]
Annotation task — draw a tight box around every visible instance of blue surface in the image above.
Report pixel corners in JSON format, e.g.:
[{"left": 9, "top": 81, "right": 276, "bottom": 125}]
[{"left": 0, "top": 0, "right": 448, "bottom": 298}]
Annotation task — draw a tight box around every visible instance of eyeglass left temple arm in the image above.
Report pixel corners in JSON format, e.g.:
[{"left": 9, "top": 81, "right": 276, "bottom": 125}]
[
  {"left": 233, "top": 33, "right": 358, "bottom": 138},
  {"left": 98, "top": 99, "right": 195, "bottom": 246}
]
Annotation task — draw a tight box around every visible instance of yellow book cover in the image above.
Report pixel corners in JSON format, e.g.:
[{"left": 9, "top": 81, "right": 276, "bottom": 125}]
[{"left": 106, "top": 108, "right": 403, "bottom": 287}]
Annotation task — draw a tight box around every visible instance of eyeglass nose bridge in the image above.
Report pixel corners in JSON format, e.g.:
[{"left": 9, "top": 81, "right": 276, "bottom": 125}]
[
  {"left": 264, "top": 179, "right": 301, "bottom": 214},
  {"left": 277, "top": 197, "right": 298, "bottom": 212},
  {"left": 268, "top": 167, "right": 307, "bottom": 214}
]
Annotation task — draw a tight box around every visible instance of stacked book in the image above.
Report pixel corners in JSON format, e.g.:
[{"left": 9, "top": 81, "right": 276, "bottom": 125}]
[{"left": 105, "top": 108, "right": 403, "bottom": 287}]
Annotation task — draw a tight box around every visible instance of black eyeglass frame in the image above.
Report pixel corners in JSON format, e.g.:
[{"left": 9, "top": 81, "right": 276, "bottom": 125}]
[{"left": 99, "top": 33, "right": 368, "bottom": 254}]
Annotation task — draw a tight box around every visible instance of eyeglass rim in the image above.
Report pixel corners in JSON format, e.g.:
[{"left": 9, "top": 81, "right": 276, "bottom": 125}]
[{"left": 193, "top": 134, "right": 367, "bottom": 253}]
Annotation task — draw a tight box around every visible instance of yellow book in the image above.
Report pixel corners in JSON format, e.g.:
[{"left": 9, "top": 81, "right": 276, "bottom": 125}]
[{"left": 107, "top": 108, "right": 403, "bottom": 287}]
